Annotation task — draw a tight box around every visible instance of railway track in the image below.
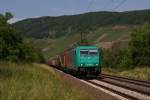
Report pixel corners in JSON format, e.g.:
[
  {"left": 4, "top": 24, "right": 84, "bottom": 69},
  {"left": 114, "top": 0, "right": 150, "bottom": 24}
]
[
  {"left": 100, "top": 74, "right": 150, "bottom": 96},
  {"left": 49, "top": 66, "right": 150, "bottom": 99},
  {"left": 101, "top": 74, "right": 150, "bottom": 87},
  {"left": 82, "top": 74, "right": 150, "bottom": 100}
]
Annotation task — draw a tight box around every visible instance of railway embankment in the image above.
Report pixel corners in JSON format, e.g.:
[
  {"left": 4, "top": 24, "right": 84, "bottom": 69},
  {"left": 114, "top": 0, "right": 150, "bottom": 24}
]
[
  {"left": 0, "top": 62, "right": 90, "bottom": 100},
  {"left": 42, "top": 65, "right": 147, "bottom": 100},
  {"left": 40, "top": 64, "right": 122, "bottom": 100}
]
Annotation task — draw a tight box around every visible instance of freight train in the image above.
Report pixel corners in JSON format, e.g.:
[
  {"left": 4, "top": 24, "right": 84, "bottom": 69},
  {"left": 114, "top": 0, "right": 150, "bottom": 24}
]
[{"left": 48, "top": 45, "right": 101, "bottom": 77}]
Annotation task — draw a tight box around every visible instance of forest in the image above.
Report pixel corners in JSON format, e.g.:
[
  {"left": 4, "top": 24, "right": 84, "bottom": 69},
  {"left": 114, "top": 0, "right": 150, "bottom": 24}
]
[{"left": 14, "top": 9, "right": 150, "bottom": 39}]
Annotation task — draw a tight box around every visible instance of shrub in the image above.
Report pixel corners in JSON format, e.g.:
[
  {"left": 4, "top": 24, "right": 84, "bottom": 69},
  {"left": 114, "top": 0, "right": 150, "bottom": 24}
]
[
  {"left": 130, "top": 23, "right": 150, "bottom": 66},
  {"left": 101, "top": 48, "right": 132, "bottom": 69}
]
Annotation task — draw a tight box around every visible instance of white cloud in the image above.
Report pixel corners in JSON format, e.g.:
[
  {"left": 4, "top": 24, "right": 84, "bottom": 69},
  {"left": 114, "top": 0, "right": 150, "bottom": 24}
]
[{"left": 8, "top": 18, "right": 25, "bottom": 24}]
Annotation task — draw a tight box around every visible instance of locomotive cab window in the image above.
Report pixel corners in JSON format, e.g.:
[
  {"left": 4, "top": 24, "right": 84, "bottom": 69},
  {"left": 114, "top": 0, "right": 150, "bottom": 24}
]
[
  {"left": 80, "top": 50, "right": 88, "bottom": 56},
  {"left": 89, "top": 50, "right": 98, "bottom": 56},
  {"left": 80, "top": 49, "right": 98, "bottom": 56}
]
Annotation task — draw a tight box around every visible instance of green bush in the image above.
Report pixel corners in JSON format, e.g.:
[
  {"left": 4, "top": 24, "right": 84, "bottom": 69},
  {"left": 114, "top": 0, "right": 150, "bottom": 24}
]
[
  {"left": 130, "top": 23, "right": 150, "bottom": 66},
  {"left": 101, "top": 48, "right": 132, "bottom": 69}
]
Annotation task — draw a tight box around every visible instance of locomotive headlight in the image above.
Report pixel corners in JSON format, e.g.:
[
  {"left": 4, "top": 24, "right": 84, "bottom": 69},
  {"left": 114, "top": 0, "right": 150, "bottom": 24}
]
[
  {"left": 81, "top": 64, "right": 83, "bottom": 66},
  {"left": 96, "top": 64, "right": 98, "bottom": 66}
]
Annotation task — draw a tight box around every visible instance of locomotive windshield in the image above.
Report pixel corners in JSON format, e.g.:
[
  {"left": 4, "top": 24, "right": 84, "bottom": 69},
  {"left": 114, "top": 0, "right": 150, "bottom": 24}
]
[
  {"left": 80, "top": 49, "right": 98, "bottom": 56},
  {"left": 89, "top": 50, "right": 98, "bottom": 55},
  {"left": 80, "top": 50, "right": 88, "bottom": 55}
]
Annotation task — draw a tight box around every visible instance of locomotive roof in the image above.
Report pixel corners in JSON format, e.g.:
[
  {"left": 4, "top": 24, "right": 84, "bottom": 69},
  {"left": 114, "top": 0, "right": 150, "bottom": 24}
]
[
  {"left": 76, "top": 45, "right": 98, "bottom": 49},
  {"left": 66, "top": 45, "right": 98, "bottom": 52}
]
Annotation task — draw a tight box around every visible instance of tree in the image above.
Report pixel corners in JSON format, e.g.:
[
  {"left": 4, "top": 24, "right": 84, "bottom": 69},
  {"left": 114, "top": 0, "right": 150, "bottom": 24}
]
[
  {"left": 0, "top": 12, "right": 22, "bottom": 61},
  {"left": 0, "top": 12, "right": 45, "bottom": 63},
  {"left": 5, "top": 12, "right": 13, "bottom": 21},
  {"left": 130, "top": 23, "right": 150, "bottom": 66}
]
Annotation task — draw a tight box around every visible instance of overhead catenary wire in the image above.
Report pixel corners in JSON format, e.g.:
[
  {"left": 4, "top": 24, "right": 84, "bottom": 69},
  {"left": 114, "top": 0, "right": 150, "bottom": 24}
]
[
  {"left": 72, "top": 0, "right": 128, "bottom": 45},
  {"left": 111, "top": 0, "right": 127, "bottom": 11},
  {"left": 86, "top": 0, "right": 96, "bottom": 12},
  {"left": 79, "top": 0, "right": 97, "bottom": 45},
  {"left": 79, "top": 0, "right": 110, "bottom": 44},
  {"left": 74, "top": 0, "right": 96, "bottom": 45},
  {"left": 100, "top": 0, "right": 115, "bottom": 11},
  {"left": 85, "top": 0, "right": 128, "bottom": 45}
]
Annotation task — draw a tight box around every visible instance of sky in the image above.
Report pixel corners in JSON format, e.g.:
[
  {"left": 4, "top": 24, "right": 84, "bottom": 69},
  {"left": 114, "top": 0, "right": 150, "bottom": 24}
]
[{"left": 0, "top": 0, "right": 150, "bottom": 23}]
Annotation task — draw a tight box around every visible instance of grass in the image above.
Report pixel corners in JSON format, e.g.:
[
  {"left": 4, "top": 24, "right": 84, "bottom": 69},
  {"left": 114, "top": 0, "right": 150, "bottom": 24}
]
[
  {"left": 0, "top": 62, "right": 90, "bottom": 100},
  {"left": 102, "top": 67, "right": 150, "bottom": 81}
]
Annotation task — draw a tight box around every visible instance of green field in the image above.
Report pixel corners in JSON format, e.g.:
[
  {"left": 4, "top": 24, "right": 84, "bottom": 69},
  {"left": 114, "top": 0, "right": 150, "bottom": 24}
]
[{"left": 0, "top": 62, "right": 89, "bottom": 100}]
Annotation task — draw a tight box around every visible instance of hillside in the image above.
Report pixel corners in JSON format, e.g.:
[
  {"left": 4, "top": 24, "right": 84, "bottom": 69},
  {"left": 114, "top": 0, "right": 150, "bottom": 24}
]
[
  {"left": 14, "top": 9, "right": 150, "bottom": 39},
  {"left": 30, "top": 25, "right": 133, "bottom": 59},
  {"left": 13, "top": 9, "right": 150, "bottom": 59}
]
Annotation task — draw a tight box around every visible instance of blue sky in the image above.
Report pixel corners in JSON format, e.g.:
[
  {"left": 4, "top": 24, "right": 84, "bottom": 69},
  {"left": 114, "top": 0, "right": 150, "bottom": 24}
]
[{"left": 0, "top": 0, "right": 150, "bottom": 23}]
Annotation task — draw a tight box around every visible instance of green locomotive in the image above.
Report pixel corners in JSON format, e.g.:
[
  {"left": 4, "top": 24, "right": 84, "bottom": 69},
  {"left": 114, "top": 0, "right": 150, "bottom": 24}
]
[{"left": 48, "top": 45, "right": 101, "bottom": 77}]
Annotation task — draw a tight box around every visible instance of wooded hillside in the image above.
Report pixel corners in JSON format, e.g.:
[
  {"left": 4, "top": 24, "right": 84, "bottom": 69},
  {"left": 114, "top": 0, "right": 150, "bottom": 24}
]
[{"left": 14, "top": 9, "right": 150, "bottom": 39}]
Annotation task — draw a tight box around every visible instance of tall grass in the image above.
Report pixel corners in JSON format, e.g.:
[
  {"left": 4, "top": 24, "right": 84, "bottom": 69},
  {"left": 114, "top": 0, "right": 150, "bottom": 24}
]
[
  {"left": 0, "top": 62, "right": 89, "bottom": 100},
  {"left": 102, "top": 67, "right": 150, "bottom": 81}
]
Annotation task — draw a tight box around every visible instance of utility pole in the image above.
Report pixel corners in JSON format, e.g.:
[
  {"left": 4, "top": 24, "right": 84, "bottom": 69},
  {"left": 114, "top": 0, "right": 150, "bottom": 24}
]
[
  {"left": 80, "top": 32, "right": 83, "bottom": 44},
  {"left": 80, "top": 32, "right": 89, "bottom": 45}
]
